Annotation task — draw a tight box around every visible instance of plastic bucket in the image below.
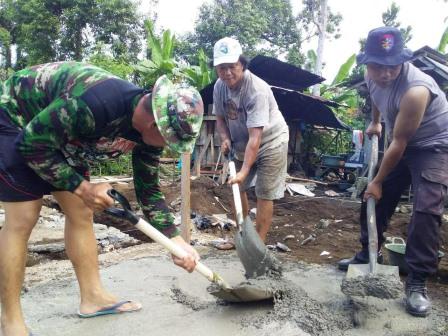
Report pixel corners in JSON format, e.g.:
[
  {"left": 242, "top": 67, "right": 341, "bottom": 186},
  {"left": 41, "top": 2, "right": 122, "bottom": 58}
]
[{"left": 385, "top": 237, "right": 445, "bottom": 274}]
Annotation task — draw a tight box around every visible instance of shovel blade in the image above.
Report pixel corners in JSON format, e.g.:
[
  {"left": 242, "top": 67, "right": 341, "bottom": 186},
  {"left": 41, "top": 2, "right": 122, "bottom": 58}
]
[
  {"left": 347, "top": 263, "right": 399, "bottom": 278},
  {"left": 209, "top": 283, "right": 274, "bottom": 303},
  {"left": 234, "top": 216, "right": 281, "bottom": 278}
]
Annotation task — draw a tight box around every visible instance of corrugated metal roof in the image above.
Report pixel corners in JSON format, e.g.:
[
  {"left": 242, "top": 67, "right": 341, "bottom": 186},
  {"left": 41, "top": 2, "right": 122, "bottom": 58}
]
[
  {"left": 271, "top": 87, "right": 350, "bottom": 130},
  {"left": 199, "top": 55, "right": 350, "bottom": 130},
  {"left": 249, "top": 55, "right": 325, "bottom": 91}
]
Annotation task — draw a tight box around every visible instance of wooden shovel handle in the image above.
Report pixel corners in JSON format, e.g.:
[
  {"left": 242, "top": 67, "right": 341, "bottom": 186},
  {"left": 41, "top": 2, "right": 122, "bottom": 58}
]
[
  {"left": 367, "top": 135, "right": 379, "bottom": 273},
  {"left": 228, "top": 161, "right": 244, "bottom": 226},
  {"left": 133, "top": 218, "right": 216, "bottom": 281}
]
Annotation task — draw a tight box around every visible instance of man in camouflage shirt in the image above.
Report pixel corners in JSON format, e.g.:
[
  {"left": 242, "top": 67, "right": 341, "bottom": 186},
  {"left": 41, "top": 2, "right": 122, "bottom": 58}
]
[{"left": 0, "top": 62, "right": 203, "bottom": 336}]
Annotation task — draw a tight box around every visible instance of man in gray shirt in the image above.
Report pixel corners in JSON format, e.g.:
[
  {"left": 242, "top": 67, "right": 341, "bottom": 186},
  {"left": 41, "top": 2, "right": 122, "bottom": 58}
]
[
  {"left": 338, "top": 27, "right": 448, "bottom": 317},
  {"left": 212, "top": 37, "right": 289, "bottom": 243}
]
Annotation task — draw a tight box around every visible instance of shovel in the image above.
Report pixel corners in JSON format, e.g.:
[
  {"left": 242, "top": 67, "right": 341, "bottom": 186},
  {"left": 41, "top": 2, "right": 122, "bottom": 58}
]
[
  {"left": 227, "top": 156, "right": 281, "bottom": 278},
  {"left": 105, "top": 189, "right": 273, "bottom": 302},
  {"left": 344, "top": 135, "right": 401, "bottom": 298}
]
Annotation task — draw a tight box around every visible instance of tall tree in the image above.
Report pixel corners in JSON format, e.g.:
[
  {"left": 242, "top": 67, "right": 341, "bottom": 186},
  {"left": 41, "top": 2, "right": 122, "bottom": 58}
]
[
  {"left": 311, "top": 0, "right": 327, "bottom": 96},
  {"left": 179, "top": 0, "right": 302, "bottom": 64},
  {"left": 381, "top": 1, "right": 412, "bottom": 43},
  {"left": 0, "top": 0, "right": 143, "bottom": 69},
  {"left": 0, "top": 0, "right": 15, "bottom": 68},
  {"left": 348, "top": 1, "right": 413, "bottom": 84},
  {"left": 296, "top": 0, "right": 342, "bottom": 76}
]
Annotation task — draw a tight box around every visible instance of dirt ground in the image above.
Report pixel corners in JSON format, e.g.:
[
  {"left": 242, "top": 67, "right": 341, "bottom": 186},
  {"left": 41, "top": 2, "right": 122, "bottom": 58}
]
[
  {"left": 2, "top": 175, "right": 447, "bottom": 335},
  {"left": 104, "top": 175, "right": 448, "bottom": 311}
]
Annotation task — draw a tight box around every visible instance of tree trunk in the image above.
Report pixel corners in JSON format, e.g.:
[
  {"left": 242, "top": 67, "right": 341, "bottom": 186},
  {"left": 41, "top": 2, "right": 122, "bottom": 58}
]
[{"left": 312, "top": 0, "right": 327, "bottom": 97}]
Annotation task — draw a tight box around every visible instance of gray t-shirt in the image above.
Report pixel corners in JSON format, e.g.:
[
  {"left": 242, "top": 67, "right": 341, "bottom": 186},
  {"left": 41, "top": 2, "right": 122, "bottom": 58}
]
[
  {"left": 367, "top": 63, "right": 448, "bottom": 149},
  {"left": 213, "top": 70, "right": 289, "bottom": 159}
]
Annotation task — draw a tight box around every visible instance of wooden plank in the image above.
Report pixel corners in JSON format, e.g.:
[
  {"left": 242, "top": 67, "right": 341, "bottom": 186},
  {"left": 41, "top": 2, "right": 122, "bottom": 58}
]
[
  {"left": 286, "top": 176, "right": 328, "bottom": 186},
  {"left": 180, "top": 152, "right": 192, "bottom": 242},
  {"left": 210, "top": 134, "right": 215, "bottom": 162},
  {"left": 203, "top": 115, "right": 217, "bottom": 121},
  {"left": 220, "top": 160, "right": 229, "bottom": 184},
  {"left": 91, "top": 177, "right": 133, "bottom": 183},
  {"left": 194, "top": 134, "right": 212, "bottom": 177}
]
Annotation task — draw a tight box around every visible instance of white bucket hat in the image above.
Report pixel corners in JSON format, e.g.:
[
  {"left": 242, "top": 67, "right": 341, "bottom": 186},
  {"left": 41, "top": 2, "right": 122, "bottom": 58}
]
[{"left": 213, "top": 37, "right": 243, "bottom": 66}]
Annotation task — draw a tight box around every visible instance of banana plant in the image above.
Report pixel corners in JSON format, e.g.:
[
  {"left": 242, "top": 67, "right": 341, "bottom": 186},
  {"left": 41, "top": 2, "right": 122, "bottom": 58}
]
[
  {"left": 180, "top": 49, "right": 216, "bottom": 90},
  {"left": 134, "top": 20, "right": 181, "bottom": 87},
  {"left": 437, "top": 25, "right": 448, "bottom": 54},
  {"left": 134, "top": 21, "right": 216, "bottom": 92}
]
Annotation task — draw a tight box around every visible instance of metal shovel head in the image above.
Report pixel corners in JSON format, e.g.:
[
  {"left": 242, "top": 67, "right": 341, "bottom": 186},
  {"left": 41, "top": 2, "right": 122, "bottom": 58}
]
[
  {"left": 346, "top": 263, "right": 399, "bottom": 278},
  {"left": 343, "top": 263, "right": 403, "bottom": 299},
  {"left": 208, "top": 283, "right": 274, "bottom": 303},
  {"left": 234, "top": 216, "right": 281, "bottom": 278}
]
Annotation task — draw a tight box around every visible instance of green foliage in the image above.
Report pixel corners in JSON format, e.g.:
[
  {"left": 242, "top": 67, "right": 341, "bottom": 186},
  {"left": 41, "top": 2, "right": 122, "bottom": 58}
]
[
  {"left": 87, "top": 43, "right": 134, "bottom": 80},
  {"left": 298, "top": 0, "right": 342, "bottom": 42},
  {"left": 134, "top": 20, "right": 216, "bottom": 92},
  {"left": 0, "top": 0, "right": 142, "bottom": 70},
  {"left": 180, "top": 0, "right": 302, "bottom": 65},
  {"left": 303, "top": 49, "right": 317, "bottom": 72},
  {"left": 303, "top": 53, "right": 365, "bottom": 156},
  {"left": 15, "top": 0, "right": 60, "bottom": 64},
  {"left": 331, "top": 54, "right": 356, "bottom": 86},
  {"left": 134, "top": 20, "right": 180, "bottom": 87},
  {"left": 90, "top": 153, "right": 132, "bottom": 176},
  {"left": 180, "top": 49, "right": 216, "bottom": 91},
  {"left": 0, "top": 66, "right": 13, "bottom": 81},
  {"left": 437, "top": 26, "right": 448, "bottom": 53},
  {"left": 382, "top": 1, "right": 412, "bottom": 43}
]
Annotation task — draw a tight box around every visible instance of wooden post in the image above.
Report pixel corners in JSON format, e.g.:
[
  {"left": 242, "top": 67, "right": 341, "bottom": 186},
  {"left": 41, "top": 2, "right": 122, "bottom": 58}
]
[
  {"left": 180, "top": 152, "right": 192, "bottom": 242},
  {"left": 194, "top": 134, "right": 212, "bottom": 177}
]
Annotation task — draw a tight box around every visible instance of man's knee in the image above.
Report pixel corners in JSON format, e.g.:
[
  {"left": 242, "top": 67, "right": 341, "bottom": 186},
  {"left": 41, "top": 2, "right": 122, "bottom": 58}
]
[
  {"left": 53, "top": 191, "right": 93, "bottom": 223},
  {"left": 2, "top": 201, "right": 41, "bottom": 236}
]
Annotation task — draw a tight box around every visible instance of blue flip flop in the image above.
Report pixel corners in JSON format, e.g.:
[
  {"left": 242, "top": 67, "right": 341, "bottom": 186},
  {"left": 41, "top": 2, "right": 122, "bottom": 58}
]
[{"left": 78, "top": 300, "right": 142, "bottom": 318}]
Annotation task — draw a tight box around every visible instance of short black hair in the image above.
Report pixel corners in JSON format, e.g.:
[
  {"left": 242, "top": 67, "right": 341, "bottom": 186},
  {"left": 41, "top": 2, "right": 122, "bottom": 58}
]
[{"left": 239, "top": 55, "right": 249, "bottom": 70}]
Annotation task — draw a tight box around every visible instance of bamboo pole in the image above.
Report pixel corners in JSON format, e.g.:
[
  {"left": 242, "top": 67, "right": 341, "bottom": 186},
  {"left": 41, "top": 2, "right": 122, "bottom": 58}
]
[{"left": 180, "top": 152, "right": 192, "bottom": 242}]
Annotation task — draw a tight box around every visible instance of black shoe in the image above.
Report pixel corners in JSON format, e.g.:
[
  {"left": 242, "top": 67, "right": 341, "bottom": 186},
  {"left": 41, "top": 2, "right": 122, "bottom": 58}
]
[
  {"left": 405, "top": 280, "right": 431, "bottom": 317},
  {"left": 337, "top": 250, "right": 383, "bottom": 271}
]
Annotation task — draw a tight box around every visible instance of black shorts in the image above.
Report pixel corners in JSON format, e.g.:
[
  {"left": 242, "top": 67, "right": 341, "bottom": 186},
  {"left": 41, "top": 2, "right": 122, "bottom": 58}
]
[{"left": 0, "top": 110, "right": 88, "bottom": 202}]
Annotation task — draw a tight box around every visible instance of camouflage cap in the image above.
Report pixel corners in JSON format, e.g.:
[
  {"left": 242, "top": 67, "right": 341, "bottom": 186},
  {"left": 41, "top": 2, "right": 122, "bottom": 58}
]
[{"left": 152, "top": 75, "right": 204, "bottom": 153}]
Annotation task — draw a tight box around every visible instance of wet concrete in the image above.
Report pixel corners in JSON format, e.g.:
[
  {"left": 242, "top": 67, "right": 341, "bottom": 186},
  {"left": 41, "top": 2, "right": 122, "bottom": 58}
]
[
  {"left": 341, "top": 273, "right": 404, "bottom": 299},
  {"left": 14, "top": 247, "right": 448, "bottom": 336}
]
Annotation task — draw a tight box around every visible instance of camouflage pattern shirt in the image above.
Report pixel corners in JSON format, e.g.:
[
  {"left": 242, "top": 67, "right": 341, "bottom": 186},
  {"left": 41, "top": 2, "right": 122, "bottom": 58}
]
[{"left": 0, "top": 62, "right": 179, "bottom": 237}]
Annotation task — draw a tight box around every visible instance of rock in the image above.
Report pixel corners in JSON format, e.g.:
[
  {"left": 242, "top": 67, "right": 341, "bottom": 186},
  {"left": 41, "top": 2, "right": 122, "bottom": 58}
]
[
  {"left": 276, "top": 242, "right": 291, "bottom": 252},
  {"left": 324, "top": 190, "right": 340, "bottom": 197},
  {"left": 301, "top": 234, "right": 316, "bottom": 246},
  {"left": 249, "top": 208, "right": 257, "bottom": 219},
  {"left": 192, "top": 213, "right": 212, "bottom": 230},
  {"left": 283, "top": 235, "right": 295, "bottom": 241},
  {"left": 399, "top": 205, "right": 409, "bottom": 214},
  {"left": 26, "top": 252, "right": 48, "bottom": 267},
  {"left": 317, "top": 219, "right": 331, "bottom": 229},
  {"left": 29, "top": 242, "right": 65, "bottom": 254}
]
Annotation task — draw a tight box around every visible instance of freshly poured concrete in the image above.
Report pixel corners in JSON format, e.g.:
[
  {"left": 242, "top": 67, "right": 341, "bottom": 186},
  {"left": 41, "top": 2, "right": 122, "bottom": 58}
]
[{"left": 17, "top": 247, "right": 448, "bottom": 336}]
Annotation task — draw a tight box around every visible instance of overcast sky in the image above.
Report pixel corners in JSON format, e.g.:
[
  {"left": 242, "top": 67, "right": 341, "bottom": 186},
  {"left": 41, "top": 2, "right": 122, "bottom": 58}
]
[{"left": 143, "top": 0, "right": 448, "bottom": 83}]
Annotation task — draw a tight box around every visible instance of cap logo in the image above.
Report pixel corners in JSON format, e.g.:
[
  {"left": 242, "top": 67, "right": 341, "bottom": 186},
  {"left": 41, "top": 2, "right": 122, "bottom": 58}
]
[
  {"left": 219, "top": 43, "right": 229, "bottom": 55},
  {"left": 381, "top": 34, "right": 394, "bottom": 52}
]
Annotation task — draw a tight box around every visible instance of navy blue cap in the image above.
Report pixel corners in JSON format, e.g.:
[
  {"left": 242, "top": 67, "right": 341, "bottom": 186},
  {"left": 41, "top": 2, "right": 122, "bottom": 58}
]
[{"left": 357, "top": 27, "right": 413, "bottom": 66}]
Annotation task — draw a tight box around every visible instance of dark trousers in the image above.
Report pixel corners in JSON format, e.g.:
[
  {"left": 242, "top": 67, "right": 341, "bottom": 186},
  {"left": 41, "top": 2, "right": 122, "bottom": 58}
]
[{"left": 359, "top": 148, "right": 448, "bottom": 276}]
